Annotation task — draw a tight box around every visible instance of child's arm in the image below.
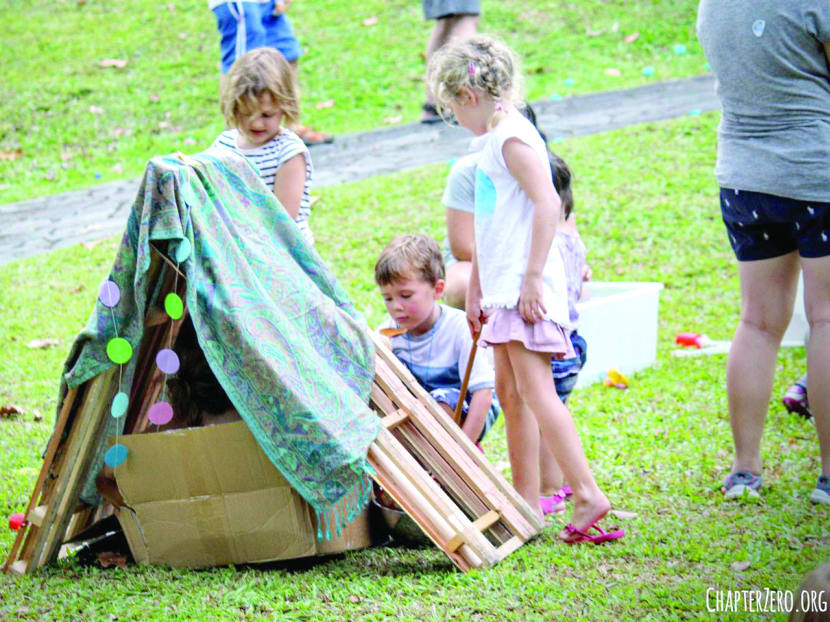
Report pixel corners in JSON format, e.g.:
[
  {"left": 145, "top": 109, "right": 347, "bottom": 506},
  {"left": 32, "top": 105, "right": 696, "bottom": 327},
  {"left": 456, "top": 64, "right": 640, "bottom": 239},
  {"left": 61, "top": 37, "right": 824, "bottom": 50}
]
[
  {"left": 503, "top": 138, "right": 561, "bottom": 323},
  {"left": 465, "top": 242, "right": 484, "bottom": 334},
  {"left": 447, "top": 209, "right": 475, "bottom": 262},
  {"left": 273, "top": 154, "right": 306, "bottom": 221},
  {"left": 461, "top": 388, "right": 491, "bottom": 442}
]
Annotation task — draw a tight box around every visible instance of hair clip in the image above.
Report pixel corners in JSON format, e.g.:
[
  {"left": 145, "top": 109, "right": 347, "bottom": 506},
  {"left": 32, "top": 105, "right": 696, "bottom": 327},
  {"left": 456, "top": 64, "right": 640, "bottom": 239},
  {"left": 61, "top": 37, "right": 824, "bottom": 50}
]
[
  {"left": 494, "top": 101, "right": 504, "bottom": 112},
  {"left": 468, "top": 61, "right": 475, "bottom": 77}
]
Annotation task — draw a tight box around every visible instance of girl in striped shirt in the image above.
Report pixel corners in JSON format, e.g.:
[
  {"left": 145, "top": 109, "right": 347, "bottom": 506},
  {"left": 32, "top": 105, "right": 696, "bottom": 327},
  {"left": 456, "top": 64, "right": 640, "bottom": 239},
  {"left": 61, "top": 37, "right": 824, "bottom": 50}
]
[{"left": 213, "top": 47, "right": 315, "bottom": 245}]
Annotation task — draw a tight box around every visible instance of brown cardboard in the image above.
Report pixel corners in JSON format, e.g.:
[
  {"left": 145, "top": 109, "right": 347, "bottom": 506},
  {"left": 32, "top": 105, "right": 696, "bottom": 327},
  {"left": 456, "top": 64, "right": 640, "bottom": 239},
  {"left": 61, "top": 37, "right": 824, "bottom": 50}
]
[{"left": 113, "top": 421, "right": 371, "bottom": 568}]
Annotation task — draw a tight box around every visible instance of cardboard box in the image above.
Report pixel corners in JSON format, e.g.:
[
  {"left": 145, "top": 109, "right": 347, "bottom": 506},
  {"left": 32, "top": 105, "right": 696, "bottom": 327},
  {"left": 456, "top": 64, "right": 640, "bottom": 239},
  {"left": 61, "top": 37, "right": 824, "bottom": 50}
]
[
  {"left": 575, "top": 281, "right": 664, "bottom": 388},
  {"left": 113, "top": 421, "right": 372, "bottom": 568}
]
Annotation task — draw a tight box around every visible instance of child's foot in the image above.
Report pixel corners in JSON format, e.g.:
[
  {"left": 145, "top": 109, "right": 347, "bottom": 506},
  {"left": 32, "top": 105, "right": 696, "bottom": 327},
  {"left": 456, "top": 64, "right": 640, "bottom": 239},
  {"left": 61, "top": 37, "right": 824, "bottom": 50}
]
[
  {"left": 782, "top": 382, "right": 812, "bottom": 419},
  {"left": 295, "top": 125, "right": 334, "bottom": 146},
  {"left": 558, "top": 493, "right": 613, "bottom": 543},
  {"left": 540, "top": 486, "right": 572, "bottom": 515},
  {"left": 810, "top": 475, "right": 830, "bottom": 505},
  {"left": 722, "top": 470, "right": 762, "bottom": 499}
]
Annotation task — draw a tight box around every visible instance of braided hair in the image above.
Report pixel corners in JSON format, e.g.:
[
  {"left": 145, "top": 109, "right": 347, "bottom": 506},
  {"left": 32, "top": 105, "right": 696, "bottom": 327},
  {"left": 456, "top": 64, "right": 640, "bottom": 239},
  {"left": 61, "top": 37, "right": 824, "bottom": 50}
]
[{"left": 426, "top": 35, "right": 525, "bottom": 129}]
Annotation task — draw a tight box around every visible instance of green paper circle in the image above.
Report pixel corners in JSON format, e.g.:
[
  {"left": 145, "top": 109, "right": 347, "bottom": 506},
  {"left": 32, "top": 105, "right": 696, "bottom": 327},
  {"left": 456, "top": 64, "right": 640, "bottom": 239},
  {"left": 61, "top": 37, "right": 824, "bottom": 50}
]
[
  {"left": 106, "top": 337, "right": 132, "bottom": 365},
  {"left": 175, "top": 238, "right": 192, "bottom": 263},
  {"left": 111, "top": 392, "right": 129, "bottom": 419},
  {"left": 164, "top": 292, "right": 184, "bottom": 320}
]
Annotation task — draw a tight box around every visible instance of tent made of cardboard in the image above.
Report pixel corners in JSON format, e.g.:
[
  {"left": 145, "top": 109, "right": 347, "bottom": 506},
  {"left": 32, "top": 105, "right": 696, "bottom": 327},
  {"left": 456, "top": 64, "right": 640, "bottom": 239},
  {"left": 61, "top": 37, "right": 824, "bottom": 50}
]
[{"left": 4, "top": 151, "right": 544, "bottom": 574}]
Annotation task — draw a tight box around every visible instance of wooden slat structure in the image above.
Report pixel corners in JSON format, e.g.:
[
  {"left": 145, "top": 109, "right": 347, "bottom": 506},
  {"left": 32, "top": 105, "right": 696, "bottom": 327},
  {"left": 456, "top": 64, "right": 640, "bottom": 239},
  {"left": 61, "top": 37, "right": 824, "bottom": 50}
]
[{"left": 4, "top": 254, "right": 542, "bottom": 575}]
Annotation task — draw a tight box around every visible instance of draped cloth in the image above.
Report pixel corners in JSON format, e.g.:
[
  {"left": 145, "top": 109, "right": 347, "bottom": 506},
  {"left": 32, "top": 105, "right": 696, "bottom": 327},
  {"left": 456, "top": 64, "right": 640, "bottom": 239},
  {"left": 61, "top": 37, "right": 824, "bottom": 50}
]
[{"left": 61, "top": 150, "right": 379, "bottom": 537}]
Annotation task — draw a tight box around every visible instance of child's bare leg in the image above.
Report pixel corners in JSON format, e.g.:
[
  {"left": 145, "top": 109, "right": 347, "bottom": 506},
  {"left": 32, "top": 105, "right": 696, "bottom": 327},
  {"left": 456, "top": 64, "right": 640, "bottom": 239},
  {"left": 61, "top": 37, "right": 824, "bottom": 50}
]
[
  {"left": 494, "top": 344, "right": 542, "bottom": 517},
  {"left": 505, "top": 341, "right": 608, "bottom": 534},
  {"left": 540, "top": 443, "right": 564, "bottom": 497}
]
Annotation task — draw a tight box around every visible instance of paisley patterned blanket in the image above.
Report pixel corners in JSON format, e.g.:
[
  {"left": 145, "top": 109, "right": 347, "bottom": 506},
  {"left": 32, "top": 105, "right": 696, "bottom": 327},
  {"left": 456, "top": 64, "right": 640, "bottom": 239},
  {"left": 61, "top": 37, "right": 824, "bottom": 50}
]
[{"left": 62, "top": 150, "right": 379, "bottom": 537}]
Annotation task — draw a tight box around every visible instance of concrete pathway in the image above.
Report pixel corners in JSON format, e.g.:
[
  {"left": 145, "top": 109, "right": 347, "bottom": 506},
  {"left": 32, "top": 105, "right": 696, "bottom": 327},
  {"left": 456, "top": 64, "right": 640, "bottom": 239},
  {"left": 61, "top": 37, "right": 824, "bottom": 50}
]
[{"left": 0, "top": 74, "right": 718, "bottom": 265}]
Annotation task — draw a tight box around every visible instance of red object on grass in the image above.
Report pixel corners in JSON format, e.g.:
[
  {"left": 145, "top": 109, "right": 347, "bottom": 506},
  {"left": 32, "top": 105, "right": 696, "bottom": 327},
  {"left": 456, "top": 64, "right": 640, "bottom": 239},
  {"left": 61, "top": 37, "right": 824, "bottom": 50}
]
[
  {"left": 9, "top": 512, "right": 25, "bottom": 531},
  {"left": 675, "top": 332, "right": 703, "bottom": 348}
]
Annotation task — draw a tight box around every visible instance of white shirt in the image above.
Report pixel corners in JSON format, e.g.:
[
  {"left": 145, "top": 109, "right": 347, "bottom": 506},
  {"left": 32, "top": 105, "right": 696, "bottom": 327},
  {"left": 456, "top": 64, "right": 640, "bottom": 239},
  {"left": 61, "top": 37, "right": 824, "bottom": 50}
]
[{"left": 471, "top": 110, "right": 571, "bottom": 327}]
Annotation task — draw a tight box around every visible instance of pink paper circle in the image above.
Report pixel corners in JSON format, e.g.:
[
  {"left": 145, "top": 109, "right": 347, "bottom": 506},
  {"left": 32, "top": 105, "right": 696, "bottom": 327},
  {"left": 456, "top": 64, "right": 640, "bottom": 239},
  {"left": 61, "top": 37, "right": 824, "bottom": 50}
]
[
  {"left": 156, "top": 349, "right": 180, "bottom": 374},
  {"left": 98, "top": 280, "right": 121, "bottom": 308},
  {"left": 148, "top": 401, "right": 174, "bottom": 426}
]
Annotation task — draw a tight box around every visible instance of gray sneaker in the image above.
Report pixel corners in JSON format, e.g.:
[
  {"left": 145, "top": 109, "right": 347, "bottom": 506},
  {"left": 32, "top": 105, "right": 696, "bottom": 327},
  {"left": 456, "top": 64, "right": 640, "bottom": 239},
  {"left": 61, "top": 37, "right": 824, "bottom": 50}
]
[
  {"left": 722, "top": 470, "right": 762, "bottom": 499},
  {"left": 810, "top": 475, "right": 830, "bottom": 505}
]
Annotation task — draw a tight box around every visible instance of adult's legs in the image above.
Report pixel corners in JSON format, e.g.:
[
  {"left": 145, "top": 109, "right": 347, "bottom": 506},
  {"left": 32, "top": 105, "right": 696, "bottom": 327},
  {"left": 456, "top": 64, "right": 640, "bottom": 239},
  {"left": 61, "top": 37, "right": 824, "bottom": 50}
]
[
  {"left": 727, "top": 252, "right": 800, "bottom": 474},
  {"left": 801, "top": 255, "right": 830, "bottom": 475},
  {"left": 505, "top": 341, "right": 608, "bottom": 533},
  {"left": 422, "top": 14, "right": 479, "bottom": 119},
  {"left": 443, "top": 260, "right": 471, "bottom": 309},
  {"left": 493, "top": 344, "right": 541, "bottom": 517}
]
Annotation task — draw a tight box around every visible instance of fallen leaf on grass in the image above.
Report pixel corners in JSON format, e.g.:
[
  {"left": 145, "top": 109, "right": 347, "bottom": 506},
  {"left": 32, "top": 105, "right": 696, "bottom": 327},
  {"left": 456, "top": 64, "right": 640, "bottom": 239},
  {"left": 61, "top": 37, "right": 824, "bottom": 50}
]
[
  {"left": 82, "top": 241, "right": 100, "bottom": 250},
  {"left": 585, "top": 27, "right": 604, "bottom": 37},
  {"left": 362, "top": 16, "right": 378, "bottom": 26},
  {"left": 348, "top": 595, "right": 362, "bottom": 603},
  {"left": 33, "top": 410, "right": 43, "bottom": 422},
  {"left": 89, "top": 105, "right": 104, "bottom": 115},
  {"left": 0, "top": 150, "right": 23, "bottom": 161},
  {"left": 731, "top": 560, "right": 751, "bottom": 572},
  {"left": 1, "top": 405, "right": 23, "bottom": 418},
  {"left": 383, "top": 115, "right": 402, "bottom": 124},
  {"left": 610, "top": 509, "right": 637, "bottom": 519},
  {"left": 99, "top": 59, "right": 128, "bottom": 68},
  {"left": 70, "top": 284, "right": 85, "bottom": 294},
  {"left": 26, "top": 338, "right": 60, "bottom": 349},
  {"left": 178, "top": 33, "right": 187, "bottom": 40},
  {"left": 315, "top": 99, "right": 335, "bottom": 110},
  {"left": 623, "top": 32, "right": 640, "bottom": 44},
  {"left": 149, "top": 93, "right": 160, "bottom": 103},
  {"left": 111, "top": 163, "right": 123, "bottom": 174},
  {"left": 604, "top": 68, "right": 621, "bottom": 77}
]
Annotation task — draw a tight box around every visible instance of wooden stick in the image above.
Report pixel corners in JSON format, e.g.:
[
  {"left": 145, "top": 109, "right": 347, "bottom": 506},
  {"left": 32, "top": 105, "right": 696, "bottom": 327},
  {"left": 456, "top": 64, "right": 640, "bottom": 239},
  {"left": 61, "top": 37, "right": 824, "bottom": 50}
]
[{"left": 453, "top": 331, "right": 479, "bottom": 425}]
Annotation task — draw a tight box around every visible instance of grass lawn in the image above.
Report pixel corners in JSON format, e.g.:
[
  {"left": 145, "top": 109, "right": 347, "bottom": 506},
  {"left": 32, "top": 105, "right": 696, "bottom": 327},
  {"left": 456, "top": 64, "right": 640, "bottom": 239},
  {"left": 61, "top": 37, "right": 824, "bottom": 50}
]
[
  {"left": 1, "top": 111, "right": 827, "bottom": 620},
  {"left": 0, "top": 0, "right": 708, "bottom": 204}
]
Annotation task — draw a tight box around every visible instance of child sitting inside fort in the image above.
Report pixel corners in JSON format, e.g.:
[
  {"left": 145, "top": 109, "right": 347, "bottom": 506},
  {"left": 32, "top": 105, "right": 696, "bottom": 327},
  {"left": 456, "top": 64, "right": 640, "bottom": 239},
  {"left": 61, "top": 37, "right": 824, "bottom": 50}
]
[{"left": 375, "top": 234, "right": 499, "bottom": 445}]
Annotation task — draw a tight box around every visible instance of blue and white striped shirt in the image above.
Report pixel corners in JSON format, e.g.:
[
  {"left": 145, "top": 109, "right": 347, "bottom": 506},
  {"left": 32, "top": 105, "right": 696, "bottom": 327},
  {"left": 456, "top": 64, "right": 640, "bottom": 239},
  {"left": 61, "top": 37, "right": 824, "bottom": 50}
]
[{"left": 211, "top": 127, "right": 314, "bottom": 245}]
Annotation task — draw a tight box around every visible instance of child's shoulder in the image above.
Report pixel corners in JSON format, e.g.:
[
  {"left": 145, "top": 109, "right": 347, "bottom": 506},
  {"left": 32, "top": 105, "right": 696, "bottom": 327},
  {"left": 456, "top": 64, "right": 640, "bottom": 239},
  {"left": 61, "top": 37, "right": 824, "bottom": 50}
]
[{"left": 437, "top": 304, "right": 471, "bottom": 340}]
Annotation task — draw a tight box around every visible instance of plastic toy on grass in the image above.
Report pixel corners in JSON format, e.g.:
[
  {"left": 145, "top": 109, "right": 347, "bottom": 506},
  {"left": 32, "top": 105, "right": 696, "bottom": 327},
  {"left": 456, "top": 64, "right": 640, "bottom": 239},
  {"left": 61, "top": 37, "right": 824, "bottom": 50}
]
[
  {"left": 8, "top": 513, "right": 24, "bottom": 531},
  {"left": 673, "top": 332, "right": 731, "bottom": 357},
  {"left": 603, "top": 368, "right": 629, "bottom": 390}
]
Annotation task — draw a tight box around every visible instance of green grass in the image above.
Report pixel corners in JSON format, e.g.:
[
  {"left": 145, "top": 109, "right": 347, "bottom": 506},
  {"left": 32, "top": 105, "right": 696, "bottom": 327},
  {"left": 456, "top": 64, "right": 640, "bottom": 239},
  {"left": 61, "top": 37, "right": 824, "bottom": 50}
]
[
  {"left": 1, "top": 112, "right": 827, "bottom": 620},
  {"left": 0, "top": 0, "right": 707, "bottom": 204}
]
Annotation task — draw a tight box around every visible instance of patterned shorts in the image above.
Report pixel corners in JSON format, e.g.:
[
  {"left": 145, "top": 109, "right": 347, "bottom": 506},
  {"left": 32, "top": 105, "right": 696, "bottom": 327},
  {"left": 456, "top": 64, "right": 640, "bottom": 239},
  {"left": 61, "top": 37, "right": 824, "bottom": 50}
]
[{"left": 720, "top": 188, "right": 830, "bottom": 260}]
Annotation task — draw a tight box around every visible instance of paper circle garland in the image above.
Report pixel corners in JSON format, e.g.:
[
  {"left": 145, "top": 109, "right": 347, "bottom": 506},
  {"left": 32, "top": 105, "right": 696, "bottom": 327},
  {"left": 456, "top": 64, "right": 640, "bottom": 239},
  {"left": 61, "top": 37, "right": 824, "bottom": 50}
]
[
  {"left": 98, "top": 280, "right": 121, "bottom": 308},
  {"left": 164, "top": 292, "right": 184, "bottom": 320},
  {"left": 175, "top": 238, "right": 192, "bottom": 263},
  {"left": 104, "top": 444, "right": 129, "bottom": 468},
  {"left": 156, "top": 349, "right": 180, "bottom": 374},
  {"left": 106, "top": 337, "right": 133, "bottom": 364},
  {"left": 111, "top": 392, "right": 129, "bottom": 419},
  {"left": 148, "top": 401, "right": 174, "bottom": 426}
]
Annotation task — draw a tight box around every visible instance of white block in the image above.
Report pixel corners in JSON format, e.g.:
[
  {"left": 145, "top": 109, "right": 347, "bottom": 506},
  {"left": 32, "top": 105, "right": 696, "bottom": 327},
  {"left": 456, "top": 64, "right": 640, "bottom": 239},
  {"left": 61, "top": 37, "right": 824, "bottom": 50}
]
[{"left": 574, "top": 281, "right": 664, "bottom": 388}]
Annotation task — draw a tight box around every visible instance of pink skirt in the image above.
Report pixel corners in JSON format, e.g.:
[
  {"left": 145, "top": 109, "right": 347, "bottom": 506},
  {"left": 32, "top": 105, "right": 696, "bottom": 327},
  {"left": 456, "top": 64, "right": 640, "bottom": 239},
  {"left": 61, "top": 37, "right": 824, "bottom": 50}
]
[{"left": 479, "top": 307, "right": 575, "bottom": 359}]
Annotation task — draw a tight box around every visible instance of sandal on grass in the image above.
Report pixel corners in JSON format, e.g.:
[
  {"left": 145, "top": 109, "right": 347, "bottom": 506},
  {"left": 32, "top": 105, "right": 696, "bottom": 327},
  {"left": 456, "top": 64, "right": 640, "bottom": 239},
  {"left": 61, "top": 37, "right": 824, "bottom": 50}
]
[
  {"left": 420, "top": 102, "right": 443, "bottom": 124},
  {"left": 295, "top": 125, "right": 334, "bottom": 146},
  {"left": 561, "top": 521, "right": 625, "bottom": 545},
  {"left": 540, "top": 486, "right": 572, "bottom": 515}
]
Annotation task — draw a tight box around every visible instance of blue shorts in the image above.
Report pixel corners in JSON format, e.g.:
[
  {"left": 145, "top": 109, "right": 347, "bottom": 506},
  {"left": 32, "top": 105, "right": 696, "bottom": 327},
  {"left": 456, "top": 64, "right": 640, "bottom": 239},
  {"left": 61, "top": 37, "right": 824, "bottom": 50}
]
[
  {"left": 212, "top": 1, "right": 303, "bottom": 73},
  {"left": 551, "top": 331, "right": 587, "bottom": 403},
  {"left": 430, "top": 387, "right": 499, "bottom": 443},
  {"left": 720, "top": 188, "right": 830, "bottom": 260}
]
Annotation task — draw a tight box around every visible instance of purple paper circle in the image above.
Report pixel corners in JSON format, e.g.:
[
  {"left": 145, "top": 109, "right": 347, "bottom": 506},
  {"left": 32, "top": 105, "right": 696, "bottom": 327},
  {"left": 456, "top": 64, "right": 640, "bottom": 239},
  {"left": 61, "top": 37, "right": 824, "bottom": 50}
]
[
  {"left": 148, "top": 401, "right": 174, "bottom": 426},
  {"left": 156, "top": 349, "right": 180, "bottom": 374},
  {"left": 98, "top": 280, "right": 121, "bottom": 308}
]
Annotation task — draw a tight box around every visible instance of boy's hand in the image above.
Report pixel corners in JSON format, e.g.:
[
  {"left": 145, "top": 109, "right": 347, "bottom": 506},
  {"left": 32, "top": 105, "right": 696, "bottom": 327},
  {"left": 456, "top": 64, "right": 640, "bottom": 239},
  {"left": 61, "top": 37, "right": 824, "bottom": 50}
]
[{"left": 519, "top": 273, "right": 546, "bottom": 323}]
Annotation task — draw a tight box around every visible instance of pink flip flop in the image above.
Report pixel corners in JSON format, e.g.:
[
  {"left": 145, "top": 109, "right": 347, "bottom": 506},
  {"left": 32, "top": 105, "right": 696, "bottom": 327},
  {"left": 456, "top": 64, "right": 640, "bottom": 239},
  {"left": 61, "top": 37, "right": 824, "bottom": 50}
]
[
  {"left": 561, "top": 521, "right": 625, "bottom": 545},
  {"left": 540, "top": 486, "right": 573, "bottom": 515}
]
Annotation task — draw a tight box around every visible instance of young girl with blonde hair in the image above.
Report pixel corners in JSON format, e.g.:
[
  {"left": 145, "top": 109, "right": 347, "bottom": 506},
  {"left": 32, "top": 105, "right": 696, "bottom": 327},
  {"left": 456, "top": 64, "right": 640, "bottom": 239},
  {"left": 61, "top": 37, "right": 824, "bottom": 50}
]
[
  {"left": 427, "top": 35, "right": 622, "bottom": 543},
  {"left": 212, "top": 47, "right": 316, "bottom": 245}
]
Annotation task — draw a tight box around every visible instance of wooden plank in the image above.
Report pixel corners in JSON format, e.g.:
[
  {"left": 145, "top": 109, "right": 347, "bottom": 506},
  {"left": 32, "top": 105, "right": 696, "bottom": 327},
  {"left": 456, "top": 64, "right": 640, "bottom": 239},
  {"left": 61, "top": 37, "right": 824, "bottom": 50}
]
[
  {"left": 8, "top": 561, "right": 27, "bottom": 576},
  {"left": 30, "top": 368, "right": 116, "bottom": 569},
  {"left": 373, "top": 428, "right": 498, "bottom": 568},
  {"left": 374, "top": 359, "right": 537, "bottom": 541},
  {"left": 381, "top": 409, "right": 409, "bottom": 430},
  {"left": 495, "top": 535, "right": 524, "bottom": 561},
  {"left": 371, "top": 330, "right": 543, "bottom": 533},
  {"left": 2, "top": 385, "right": 79, "bottom": 573},
  {"left": 445, "top": 511, "right": 501, "bottom": 553},
  {"left": 27, "top": 505, "right": 47, "bottom": 528}
]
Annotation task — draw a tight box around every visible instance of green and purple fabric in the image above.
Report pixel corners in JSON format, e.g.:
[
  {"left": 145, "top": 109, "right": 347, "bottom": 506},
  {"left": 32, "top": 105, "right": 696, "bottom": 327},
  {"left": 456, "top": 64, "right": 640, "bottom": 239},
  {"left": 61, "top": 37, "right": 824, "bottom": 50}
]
[{"left": 60, "top": 149, "right": 379, "bottom": 537}]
